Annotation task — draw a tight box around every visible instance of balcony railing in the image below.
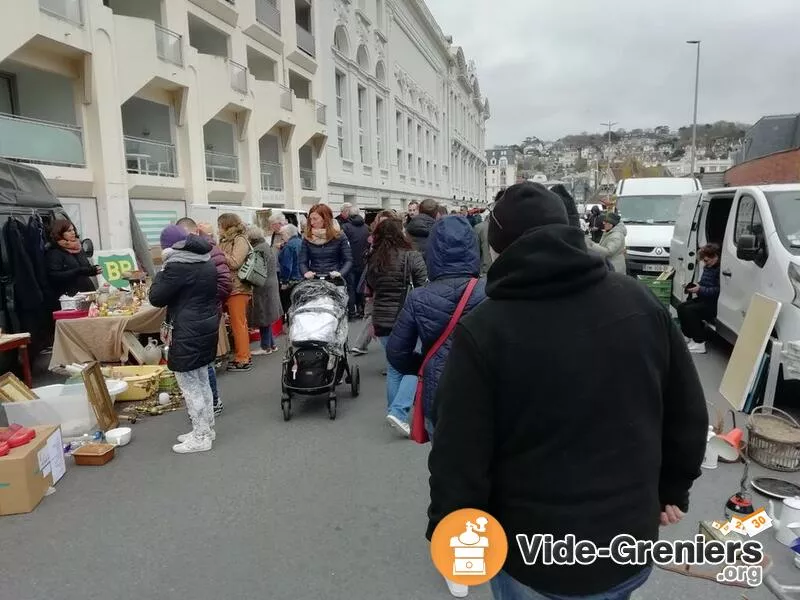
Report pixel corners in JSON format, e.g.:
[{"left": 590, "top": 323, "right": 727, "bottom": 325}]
[
  {"left": 155, "top": 24, "right": 183, "bottom": 67},
  {"left": 205, "top": 151, "right": 239, "bottom": 183},
  {"left": 296, "top": 25, "right": 315, "bottom": 57},
  {"left": 0, "top": 113, "right": 85, "bottom": 167},
  {"left": 256, "top": 0, "right": 281, "bottom": 35},
  {"left": 260, "top": 161, "right": 283, "bottom": 191},
  {"left": 39, "top": 0, "right": 84, "bottom": 26},
  {"left": 315, "top": 101, "right": 326, "bottom": 125},
  {"left": 279, "top": 84, "right": 293, "bottom": 111},
  {"left": 124, "top": 136, "right": 177, "bottom": 177},
  {"left": 299, "top": 168, "right": 315, "bottom": 190},
  {"left": 228, "top": 60, "right": 248, "bottom": 94}
]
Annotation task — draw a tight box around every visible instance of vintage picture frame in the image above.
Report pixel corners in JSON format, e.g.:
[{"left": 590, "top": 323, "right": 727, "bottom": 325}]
[
  {"left": 82, "top": 362, "right": 119, "bottom": 431},
  {"left": 0, "top": 372, "right": 38, "bottom": 402}
]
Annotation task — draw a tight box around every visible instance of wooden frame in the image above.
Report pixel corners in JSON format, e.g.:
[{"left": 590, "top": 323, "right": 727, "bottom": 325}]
[
  {"left": 82, "top": 362, "right": 119, "bottom": 431},
  {"left": 0, "top": 372, "right": 37, "bottom": 402},
  {"left": 122, "top": 332, "right": 146, "bottom": 365}
]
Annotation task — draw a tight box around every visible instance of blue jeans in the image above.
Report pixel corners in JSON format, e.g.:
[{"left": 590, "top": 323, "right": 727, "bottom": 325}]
[
  {"left": 490, "top": 567, "right": 652, "bottom": 600},
  {"left": 207, "top": 365, "right": 219, "bottom": 403},
  {"left": 260, "top": 326, "right": 275, "bottom": 349},
  {"left": 378, "top": 336, "right": 417, "bottom": 423}
]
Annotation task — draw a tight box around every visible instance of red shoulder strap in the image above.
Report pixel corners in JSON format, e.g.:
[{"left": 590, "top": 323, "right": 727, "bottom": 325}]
[{"left": 417, "top": 278, "right": 479, "bottom": 377}]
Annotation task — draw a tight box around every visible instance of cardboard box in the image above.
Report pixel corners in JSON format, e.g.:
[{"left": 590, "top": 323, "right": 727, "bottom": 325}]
[{"left": 0, "top": 425, "right": 66, "bottom": 516}]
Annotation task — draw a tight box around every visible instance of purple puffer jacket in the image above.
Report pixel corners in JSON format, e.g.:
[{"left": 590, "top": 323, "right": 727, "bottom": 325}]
[{"left": 208, "top": 239, "right": 232, "bottom": 304}]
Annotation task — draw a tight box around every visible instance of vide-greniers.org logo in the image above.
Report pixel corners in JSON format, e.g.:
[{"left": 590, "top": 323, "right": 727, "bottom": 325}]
[{"left": 516, "top": 534, "right": 763, "bottom": 566}]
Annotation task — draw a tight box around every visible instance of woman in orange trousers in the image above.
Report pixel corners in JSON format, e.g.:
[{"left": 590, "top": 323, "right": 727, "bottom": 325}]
[{"left": 218, "top": 213, "right": 253, "bottom": 371}]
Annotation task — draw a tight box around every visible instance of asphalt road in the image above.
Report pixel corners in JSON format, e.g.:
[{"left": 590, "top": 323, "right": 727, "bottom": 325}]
[{"left": 2, "top": 329, "right": 799, "bottom": 600}]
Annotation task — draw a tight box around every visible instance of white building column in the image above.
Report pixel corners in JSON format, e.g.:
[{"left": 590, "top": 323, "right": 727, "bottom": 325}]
[{"left": 84, "top": 10, "right": 130, "bottom": 248}]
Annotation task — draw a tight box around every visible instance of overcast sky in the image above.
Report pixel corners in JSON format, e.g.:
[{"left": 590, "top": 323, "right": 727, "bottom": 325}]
[{"left": 425, "top": 0, "right": 800, "bottom": 146}]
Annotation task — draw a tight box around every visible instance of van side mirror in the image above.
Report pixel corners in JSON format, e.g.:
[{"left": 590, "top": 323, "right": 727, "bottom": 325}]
[
  {"left": 81, "top": 238, "right": 94, "bottom": 258},
  {"left": 736, "top": 234, "right": 768, "bottom": 266}
]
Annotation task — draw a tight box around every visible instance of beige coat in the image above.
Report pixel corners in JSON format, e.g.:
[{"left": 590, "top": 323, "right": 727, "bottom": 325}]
[
  {"left": 587, "top": 223, "right": 627, "bottom": 275},
  {"left": 219, "top": 227, "right": 253, "bottom": 296}
]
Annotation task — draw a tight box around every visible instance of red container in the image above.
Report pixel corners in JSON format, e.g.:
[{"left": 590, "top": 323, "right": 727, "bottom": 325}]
[
  {"left": 0, "top": 441, "right": 9, "bottom": 456},
  {"left": 249, "top": 319, "right": 283, "bottom": 342},
  {"left": 53, "top": 309, "right": 89, "bottom": 321}
]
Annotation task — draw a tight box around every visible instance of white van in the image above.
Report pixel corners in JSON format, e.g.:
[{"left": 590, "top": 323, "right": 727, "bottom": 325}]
[
  {"left": 670, "top": 184, "right": 800, "bottom": 345},
  {"left": 615, "top": 177, "right": 701, "bottom": 276}
]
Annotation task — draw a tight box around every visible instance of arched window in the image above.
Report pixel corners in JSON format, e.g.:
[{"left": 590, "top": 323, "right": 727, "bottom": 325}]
[
  {"left": 333, "top": 26, "right": 349, "bottom": 56},
  {"left": 375, "top": 60, "right": 386, "bottom": 83},
  {"left": 356, "top": 45, "right": 370, "bottom": 71}
]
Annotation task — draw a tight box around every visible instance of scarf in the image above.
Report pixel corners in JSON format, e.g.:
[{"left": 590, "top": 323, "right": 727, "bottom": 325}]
[
  {"left": 58, "top": 239, "right": 81, "bottom": 254},
  {"left": 308, "top": 228, "right": 330, "bottom": 246},
  {"left": 162, "top": 247, "right": 210, "bottom": 265}
]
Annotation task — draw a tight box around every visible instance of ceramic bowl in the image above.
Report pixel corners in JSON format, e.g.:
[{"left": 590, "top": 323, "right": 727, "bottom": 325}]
[{"left": 105, "top": 427, "right": 132, "bottom": 447}]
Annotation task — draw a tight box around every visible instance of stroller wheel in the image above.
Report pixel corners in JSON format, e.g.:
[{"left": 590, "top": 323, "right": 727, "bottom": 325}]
[
  {"left": 350, "top": 365, "right": 360, "bottom": 397},
  {"left": 328, "top": 397, "right": 337, "bottom": 420},
  {"left": 282, "top": 400, "right": 292, "bottom": 422}
]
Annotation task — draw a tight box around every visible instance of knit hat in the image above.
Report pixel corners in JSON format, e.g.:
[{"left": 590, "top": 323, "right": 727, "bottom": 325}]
[
  {"left": 488, "top": 182, "right": 569, "bottom": 253},
  {"left": 160, "top": 224, "right": 188, "bottom": 250},
  {"left": 602, "top": 212, "right": 621, "bottom": 226}
]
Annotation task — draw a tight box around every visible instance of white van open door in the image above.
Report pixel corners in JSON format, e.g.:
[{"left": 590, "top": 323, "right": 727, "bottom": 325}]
[{"left": 671, "top": 192, "right": 705, "bottom": 304}]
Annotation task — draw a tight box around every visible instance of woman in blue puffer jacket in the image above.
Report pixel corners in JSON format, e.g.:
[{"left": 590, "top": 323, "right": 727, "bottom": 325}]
[
  {"left": 386, "top": 216, "right": 487, "bottom": 439},
  {"left": 298, "top": 203, "right": 353, "bottom": 281}
]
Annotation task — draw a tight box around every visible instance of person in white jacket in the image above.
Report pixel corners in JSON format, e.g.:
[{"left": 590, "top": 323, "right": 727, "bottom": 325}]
[{"left": 586, "top": 212, "right": 627, "bottom": 275}]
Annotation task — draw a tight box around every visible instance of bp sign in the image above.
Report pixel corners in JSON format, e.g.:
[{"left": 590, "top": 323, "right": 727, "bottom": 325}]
[{"left": 94, "top": 248, "right": 138, "bottom": 290}]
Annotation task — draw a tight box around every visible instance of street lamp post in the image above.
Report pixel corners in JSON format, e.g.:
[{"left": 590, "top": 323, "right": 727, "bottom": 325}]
[{"left": 687, "top": 40, "right": 701, "bottom": 177}]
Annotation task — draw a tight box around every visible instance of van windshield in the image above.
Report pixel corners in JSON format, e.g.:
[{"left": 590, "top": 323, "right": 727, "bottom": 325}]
[
  {"left": 615, "top": 195, "right": 683, "bottom": 224},
  {"left": 765, "top": 191, "right": 800, "bottom": 252}
]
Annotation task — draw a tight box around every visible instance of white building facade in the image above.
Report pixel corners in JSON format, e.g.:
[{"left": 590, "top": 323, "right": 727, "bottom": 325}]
[
  {"left": 485, "top": 147, "right": 522, "bottom": 202},
  {"left": 319, "top": 0, "right": 489, "bottom": 213},
  {"left": 0, "top": 0, "right": 329, "bottom": 249}
]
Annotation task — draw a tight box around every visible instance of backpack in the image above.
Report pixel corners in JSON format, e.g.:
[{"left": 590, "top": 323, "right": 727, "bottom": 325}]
[{"left": 237, "top": 237, "right": 268, "bottom": 287}]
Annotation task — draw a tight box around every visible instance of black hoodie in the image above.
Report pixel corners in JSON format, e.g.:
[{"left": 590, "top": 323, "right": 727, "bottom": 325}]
[
  {"left": 426, "top": 224, "right": 707, "bottom": 596},
  {"left": 406, "top": 213, "right": 437, "bottom": 256}
]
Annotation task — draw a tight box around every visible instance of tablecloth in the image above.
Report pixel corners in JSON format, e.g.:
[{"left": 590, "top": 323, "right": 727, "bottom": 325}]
[
  {"left": 49, "top": 305, "right": 165, "bottom": 369},
  {"left": 49, "top": 306, "right": 230, "bottom": 370}
]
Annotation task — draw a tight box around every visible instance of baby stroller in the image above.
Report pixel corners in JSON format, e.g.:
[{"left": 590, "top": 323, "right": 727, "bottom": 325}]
[{"left": 281, "top": 274, "right": 360, "bottom": 421}]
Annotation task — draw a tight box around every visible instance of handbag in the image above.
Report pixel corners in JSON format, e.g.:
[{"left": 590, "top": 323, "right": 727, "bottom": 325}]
[
  {"left": 160, "top": 320, "right": 173, "bottom": 346},
  {"left": 409, "top": 278, "right": 479, "bottom": 444},
  {"left": 237, "top": 237, "right": 268, "bottom": 287}
]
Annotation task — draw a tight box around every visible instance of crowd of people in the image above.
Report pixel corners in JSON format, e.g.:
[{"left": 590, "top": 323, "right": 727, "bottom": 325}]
[{"left": 143, "top": 183, "right": 710, "bottom": 600}]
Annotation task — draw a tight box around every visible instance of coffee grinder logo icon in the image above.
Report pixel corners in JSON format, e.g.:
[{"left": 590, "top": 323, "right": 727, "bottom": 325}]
[
  {"left": 431, "top": 509, "right": 508, "bottom": 586},
  {"left": 451, "top": 517, "right": 490, "bottom": 576}
]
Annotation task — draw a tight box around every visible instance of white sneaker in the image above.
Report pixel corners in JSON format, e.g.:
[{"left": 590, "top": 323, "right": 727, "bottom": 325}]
[
  {"left": 444, "top": 578, "right": 469, "bottom": 598},
  {"left": 177, "top": 430, "right": 216, "bottom": 443},
  {"left": 251, "top": 348, "right": 269, "bottom": 356},
  {"left": 172, "top": 434, "right": 212, "bottom": 454},
  {"left": 688, "top": 341, "right": 707, "bottom": 354},
  {"left": 386, "top": 414, "right": 410, "bottom": 437}
]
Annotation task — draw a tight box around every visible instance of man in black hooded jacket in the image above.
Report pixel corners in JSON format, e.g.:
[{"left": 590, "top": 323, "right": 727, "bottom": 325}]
[
  {"left": 426, "top": 182, "right": 707, "bottom": 599},
  {"left": 342, "top": 209, "right": 370, "bottom": 318}
]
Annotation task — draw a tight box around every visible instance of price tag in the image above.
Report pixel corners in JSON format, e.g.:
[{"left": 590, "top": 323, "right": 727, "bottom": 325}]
[
  {"left": 742, "top": 509, "right": 773, "bottom": 537},
  {"left": 728, "top": 517, "right": 748, "bottom": 536},
  {"left": 718, "top": 521, "right": 732, "bottom": 536}
]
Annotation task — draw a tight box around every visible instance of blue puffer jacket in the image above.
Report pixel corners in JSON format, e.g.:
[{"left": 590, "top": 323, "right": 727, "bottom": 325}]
[
  {"left": 387, "top": 216, "right": 487, "bottom": 436},
  {"left": 697, "top": 263, "right": 720, "bottom": 299},
  {"left": 298, "top": 233, "right": 353, "bottom": 278}
]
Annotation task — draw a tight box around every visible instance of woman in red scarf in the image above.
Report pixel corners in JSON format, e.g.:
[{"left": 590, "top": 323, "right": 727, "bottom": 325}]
[{"left": 45, "top": 219, "right": 100, "bottom": 299}]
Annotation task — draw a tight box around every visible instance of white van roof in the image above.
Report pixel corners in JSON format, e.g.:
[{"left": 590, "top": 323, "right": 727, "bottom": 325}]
[{"left": 617, "top": 177, "right": 700, "bottom": 196}]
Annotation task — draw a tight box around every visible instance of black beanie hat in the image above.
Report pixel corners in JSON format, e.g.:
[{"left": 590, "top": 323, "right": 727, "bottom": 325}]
[
  {"left": 602, "top": 212, "right": 621, "bottom": 226},
  {"left": 488, "top": 182, "right": 569, "bottom": 254},
  {"left": 548, "top": 184, "right": 580, "bottom": 228}
]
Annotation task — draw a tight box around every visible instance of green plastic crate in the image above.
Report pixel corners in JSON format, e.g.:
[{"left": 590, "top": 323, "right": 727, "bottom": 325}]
[{"left": 637, "top": 275, "right": 672, "bottom": 307}]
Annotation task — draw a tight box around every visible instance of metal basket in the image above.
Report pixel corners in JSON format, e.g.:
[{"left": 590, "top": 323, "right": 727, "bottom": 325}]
[{"left": 746, "top": 406, "right": 800, "bottom": 472}]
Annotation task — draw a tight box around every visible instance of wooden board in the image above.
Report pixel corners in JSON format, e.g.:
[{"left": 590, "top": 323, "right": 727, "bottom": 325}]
[
  {"left": 720, "top": 294, "right": 781, "bottom": 411},
  {"left": 122, "top": 332, "right": 146, "bottom": 365},
  {"left": 81, "top": 362, "right": 119, "bottom": 431},
  {"left": 0, "top": 372, "right": 37, "bottom": 402}
]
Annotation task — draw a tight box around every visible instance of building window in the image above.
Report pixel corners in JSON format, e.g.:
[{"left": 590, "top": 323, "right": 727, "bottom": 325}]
[
  {"left": 376, "top": 96, "right": 385, "bottom": 168},
  {"left": 396, "top": 110, "right": 403, "bottom": 147},
  {"left": 335, "top": 71, "right": 348, "bottom": 159},
  {"left": 417, "top": 125, "right": 423, "bottom": 159},
  {"left": 357, "top": 85, "right": 369, "bottom": 163},
  {"left": 418, "top": 157, "right": 423, "bottom": 180},
  {"left": 397, "top": 149, "right": 403, "bottom": 173},
  {"left": 433, "top": 134, "right": 438, "bottom": 161},
  {"left": 407, "top": 118, "right": 413, "bottom": 149},
  {"left": 408, "top": 153, "right": 414, "bottom": 176}
]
